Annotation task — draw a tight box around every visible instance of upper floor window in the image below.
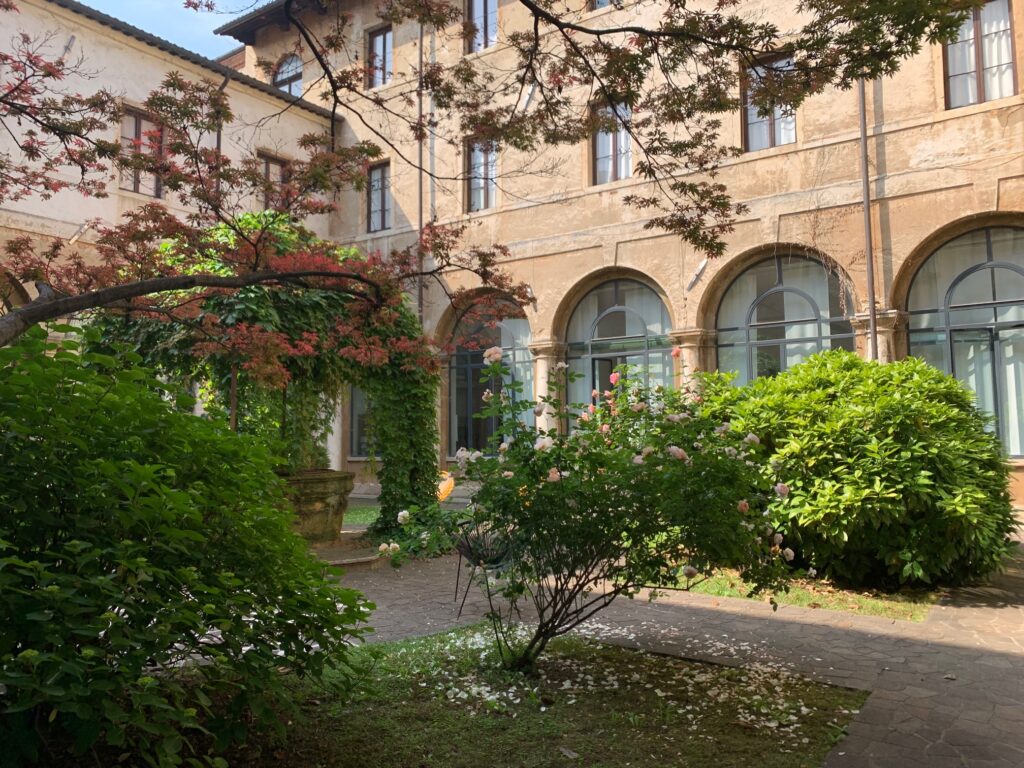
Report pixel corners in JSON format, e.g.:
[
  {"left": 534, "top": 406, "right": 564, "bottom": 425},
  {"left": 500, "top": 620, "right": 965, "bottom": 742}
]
[
  {"left": 119, "top": 110, "right": 163, "bottom": 197},
  {"left": 367, "top": 26, "right": 393, "bottom": 88},
  {"left": 743, "top": 58, "right": 796, "bottom": 152},
  {"left": 945, "top": 0, "right": 1016, "bottom": 109},
  {"left": 590, "top": 0, "right": 611, "bottom": 8},
  {"left": 259, "top": 153, "right": 289, "bottom": 209},
  {"left": 273, "top": 54, "right": 303, "bottom": 97},
  {"left": 467, "top": 140, "right": 497, "bottom": 212},
  {"left": 467, "top": 0, "right": 498, "bottom": 52},
  {"left": 592, "top": 103, "right": 631, "bottom": 185},
  {"left": 367, "top": 162, "right": 391, "bottom": 233}
]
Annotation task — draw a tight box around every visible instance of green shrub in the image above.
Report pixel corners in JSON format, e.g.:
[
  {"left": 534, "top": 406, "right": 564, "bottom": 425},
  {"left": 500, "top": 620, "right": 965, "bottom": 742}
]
[
  {"left": 0, "top": 329, "right": 371, "bottom": 767},
  {"left": 700, "top": 350, "right": 1018, "bottom": 587}
]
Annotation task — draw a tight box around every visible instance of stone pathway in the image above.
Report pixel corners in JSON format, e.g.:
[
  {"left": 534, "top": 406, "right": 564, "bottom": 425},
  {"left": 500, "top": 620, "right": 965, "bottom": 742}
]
[{"left": 338, "top": 545, "right": 1024, "bottom": 768}]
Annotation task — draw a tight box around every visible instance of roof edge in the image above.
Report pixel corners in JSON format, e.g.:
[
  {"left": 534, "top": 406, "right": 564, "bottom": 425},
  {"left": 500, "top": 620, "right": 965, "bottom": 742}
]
[{"left": 45, "top": 0, "right": 335, "bottom": 121}]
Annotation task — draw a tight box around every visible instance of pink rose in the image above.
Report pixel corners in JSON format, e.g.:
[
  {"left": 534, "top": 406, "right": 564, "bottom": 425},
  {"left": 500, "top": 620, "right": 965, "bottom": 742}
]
[
  {"left": 737, "top": 499, "right": 749, "bottom": 513},
  {"left": 775, "top": 482, "right": 790, "bottom": 498},
  {"left": 588, "top": 404, "right": 596, "bottom": 414},
  {"left": 546, "top": 467, "right": 562, "bottom": 483},
  {"left": 671, "top": 346, "right": 682, "bottom": 359},
  {"left": 599, "top": 424, "right": 611, "bottom": 434},
  {"left": 609, "top": 372, "right": 620, "bottom": 386},
  {"left": 667, "top": 445, "right": 688, "bottom": 461}
]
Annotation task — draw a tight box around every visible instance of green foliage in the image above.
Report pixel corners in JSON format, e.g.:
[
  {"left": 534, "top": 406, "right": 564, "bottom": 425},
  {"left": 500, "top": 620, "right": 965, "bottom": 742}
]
[
  {"left": 700, "top": 350, "right": 1018, "bottom": 588},
  {"left": 458, "top": 363, "right": 790, "bottom": 670},
  {"left": 90, "top": 214, "right": 441, "bottom": 519},
  {"left": 0, "top": 329, "right": 371, "bottom": 767}
]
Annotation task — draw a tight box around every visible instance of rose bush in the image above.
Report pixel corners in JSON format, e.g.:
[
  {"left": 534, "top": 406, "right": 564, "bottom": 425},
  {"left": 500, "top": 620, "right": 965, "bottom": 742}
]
[{"left": 452, "top": 360, "right": 791, "bottom": 670}]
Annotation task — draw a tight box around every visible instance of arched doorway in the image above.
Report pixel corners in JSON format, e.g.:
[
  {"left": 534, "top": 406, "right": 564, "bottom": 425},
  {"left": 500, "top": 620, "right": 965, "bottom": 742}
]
[
  {"left": 715, "top": 253, "right": 855, "bottom": 384},
  {"left": 907, "top": 227, "right": 1024, "bottom": 456},
  {"left": 565, "top": 278, "right": 672, "bottom": 404}
]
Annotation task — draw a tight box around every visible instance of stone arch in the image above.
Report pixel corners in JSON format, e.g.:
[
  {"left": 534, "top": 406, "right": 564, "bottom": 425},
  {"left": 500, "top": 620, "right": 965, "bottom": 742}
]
[
  {"left": 694, "top": 242, "right": 857, "bottom": 333},
  {"left": 890, "top": 211, "right": 1024, "bottom": 312},
  {"left": 550, "top": 266, "right": 674, "bottom": 344}
]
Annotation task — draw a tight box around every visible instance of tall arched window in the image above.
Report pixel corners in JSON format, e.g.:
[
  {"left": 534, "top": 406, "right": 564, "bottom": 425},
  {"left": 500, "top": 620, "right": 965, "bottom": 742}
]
[
  {"left": 566, "top": 279, "right": 672, "bottom": 405},
  {"left": 273, "top": 55, "right": 303, "bottom": 97},
  {"left": 449, "top": 311, "right": 533, "bottom": 455},
  {"left": 908, "top": 227, "right": 1024, "bottom": 456},
  {"left": 716, "top": 254, "right": 855, "bottom": 384}
]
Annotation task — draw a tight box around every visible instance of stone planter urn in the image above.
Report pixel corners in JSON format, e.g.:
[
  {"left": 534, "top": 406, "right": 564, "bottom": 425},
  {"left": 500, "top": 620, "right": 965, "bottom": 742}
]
[{"left": 284, "top": 468, "right": 355, "bottom": 543}]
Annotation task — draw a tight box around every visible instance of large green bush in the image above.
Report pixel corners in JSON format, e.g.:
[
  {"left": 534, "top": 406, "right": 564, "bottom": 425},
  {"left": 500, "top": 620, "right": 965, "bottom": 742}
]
[
  {"left": 700, "top": 350, "right": 1018, "bottom": 587},
  {"left": 0, "top": 329, "right": 371, "bottom": 767}
]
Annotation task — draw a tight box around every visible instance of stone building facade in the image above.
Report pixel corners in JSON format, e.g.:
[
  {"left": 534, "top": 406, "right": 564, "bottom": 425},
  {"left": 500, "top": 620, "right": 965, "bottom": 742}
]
[{"left": 2, "top": 0, "right": 1024, "bottom": 499}]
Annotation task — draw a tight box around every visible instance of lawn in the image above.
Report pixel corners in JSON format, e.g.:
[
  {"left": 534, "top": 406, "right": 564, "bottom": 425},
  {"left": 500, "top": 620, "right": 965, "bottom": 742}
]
[
  {"left": 344, "top": 504, "right": 381, "bottom": 527},
  {"left": 684, "top": 570, "right": 940, "bottom": 622},
  {"left": 229, "top": 625, "right": 867, "bottom": 768}
]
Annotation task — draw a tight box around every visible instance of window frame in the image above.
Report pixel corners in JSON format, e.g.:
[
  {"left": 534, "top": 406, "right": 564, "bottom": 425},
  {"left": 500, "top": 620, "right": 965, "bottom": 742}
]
[
  {"left": 465, "top": 139, "right": 497, "bottom": 212},
  {"left": 466, "top": 0, "right": 498, "bottom": 53},
  {"left": 119, "top": 109, "right": 164, "bottom": 198},
  {"left": 366, "top": 25, "right": 393, "bottom": 89},
  {"left": 740, "top": 56, "right": 797, "bottom": 153},
  {"left": 590, "top": 102, "right": 632, "bottom": 186},
  {"left": 367, "top": 161, "right": 392, "bottom": 233},
  {"left": 942, "top": 0, "right": 1019, "bottom": 109},
  {"left": 257, "top": 152, "right": 289, "bottom": 209},
  {"left": 272, "top": 54, "right": 303, "bottom": 97}
]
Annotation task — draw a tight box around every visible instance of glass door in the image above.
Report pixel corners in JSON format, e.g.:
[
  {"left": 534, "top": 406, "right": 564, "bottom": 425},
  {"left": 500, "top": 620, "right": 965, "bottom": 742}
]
[{"left": 996, "top": 327, "right": 1024, "bottom": 456}]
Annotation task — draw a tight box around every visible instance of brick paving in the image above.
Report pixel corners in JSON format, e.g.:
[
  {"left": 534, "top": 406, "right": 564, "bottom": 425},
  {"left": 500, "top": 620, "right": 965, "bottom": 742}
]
[{"left": 338, "top": 544, "right": 1024, "bottom": 768}]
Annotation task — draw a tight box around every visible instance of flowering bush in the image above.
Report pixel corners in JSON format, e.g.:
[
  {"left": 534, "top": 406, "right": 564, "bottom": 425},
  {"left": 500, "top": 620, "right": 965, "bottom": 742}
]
[
  {"left": 700, "top": 350, "right": 1018, "bottom": 587},
  {"left": 456, "top": 360, "right": 791, "bottom": 670}
]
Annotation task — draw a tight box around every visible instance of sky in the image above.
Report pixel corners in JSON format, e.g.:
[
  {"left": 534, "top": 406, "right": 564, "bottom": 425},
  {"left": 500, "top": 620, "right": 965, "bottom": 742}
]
[{"left": 76, "top": 0, "right": 259, "bottom": 59}]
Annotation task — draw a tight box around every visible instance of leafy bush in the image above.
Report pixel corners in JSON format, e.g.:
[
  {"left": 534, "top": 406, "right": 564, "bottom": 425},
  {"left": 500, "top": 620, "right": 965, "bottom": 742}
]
[
  {"left": 700, "top": 350, "right": 1018, "bottom": 587},
  {"left": 456, "top": 358, "right": 790, "bottom": 670},
  {"left": 0, "top": 329, "right": 371, "bottom": 767}
]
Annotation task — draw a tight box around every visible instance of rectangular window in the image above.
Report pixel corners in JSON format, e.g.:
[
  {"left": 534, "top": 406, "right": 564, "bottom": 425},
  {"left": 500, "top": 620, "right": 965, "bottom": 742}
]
[
  {"left": 367, "top": 26, "right": 393, "bottom": 88},
  {"left": 119, "top": 110, "right": 163, "bottom": 197},
  {"left": 945, "top": 0, "right": 1017, "bottom": 109},
  {"left": 742, "top": 58, "right": 796, "bottom": 152},
  {"left": 258, "top": 153, "right": 288, "bottom": 209},
  {"left": 466, "top": 140, "right": 497, "bottom": 212},
  {"left": 367, "top": 162, "right": 391, "bottom": 233},
  {"left": 349, "top": 386, "right": 379, "bottom": 458},
  {"left": 467, "top": 0, "right": 498, "bottom": 52},
  {"left": 590, "top": 0, "right": 611, "bottom": 9},
  {"left": 592, "top": 103, "right": 631, "bottom": 185}
]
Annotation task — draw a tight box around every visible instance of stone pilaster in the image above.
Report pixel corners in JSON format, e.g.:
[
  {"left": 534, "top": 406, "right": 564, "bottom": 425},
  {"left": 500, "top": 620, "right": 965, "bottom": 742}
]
[
  {"left": 852, "top": 310, "right": 907, "bottom": 363},
  {"left": 669, "top": 328, "right": 718, "bottom": 384},
  {"left": 529, "top": 340, "right": 567, "bottom": 431}
]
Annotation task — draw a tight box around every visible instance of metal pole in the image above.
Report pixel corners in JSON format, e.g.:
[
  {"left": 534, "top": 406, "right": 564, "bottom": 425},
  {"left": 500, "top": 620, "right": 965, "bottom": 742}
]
[
  {"left": 417, "top": 22, "right": 425, "bottom": 323},
  {"left": 857, "top": 77, "right": 879, "bottom": 361}
]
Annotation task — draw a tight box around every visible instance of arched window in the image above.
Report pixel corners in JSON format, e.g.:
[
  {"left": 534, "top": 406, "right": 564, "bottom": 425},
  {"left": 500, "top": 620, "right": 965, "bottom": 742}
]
[
  {"left": 566, "top": 279, "right": 672, "bottom": 404},
  {"left": 273, "top": 55, "right": 303, "bottom": 97},
  {"left": 716, "top": 254, "right": 854, "bottom": 384},
  {"left": 449, "top": 310, "right": 533, "bottom": 455},
  {"left": 908, "top": 227, "right": 1024, "bottom": 456}
]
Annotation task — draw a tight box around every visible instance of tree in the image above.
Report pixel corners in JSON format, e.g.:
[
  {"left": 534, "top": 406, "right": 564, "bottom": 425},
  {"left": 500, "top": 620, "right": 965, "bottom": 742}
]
[
  {"left": 248, "top": 0, "right": 979, "bottom": 253},
  {"left": 0, "top": 2, "right": 529, "bottom": 348}
]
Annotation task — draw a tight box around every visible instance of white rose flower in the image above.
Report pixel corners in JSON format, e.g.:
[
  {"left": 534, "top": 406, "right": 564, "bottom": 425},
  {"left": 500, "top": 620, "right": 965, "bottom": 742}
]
[
  {"left": 378, "top": 543, "right": 389, "bottom": 554},
  {"left": 773, "top": 533, "right": 784, "bottom": 546},
  {"left": 389, "top": 542, "right": 401, "bottom": 554},
  {"left": 534, "top": 436, "right": 555, "bottom": 452},
  {"left": 482, "top": 346, "right": 504, "bottom": 365},
  {"left": 783, "top": 548, "right": 795, "bottom": 562},
  {"left": 397, "top": 510, "right": 410, "bottom": 524}
]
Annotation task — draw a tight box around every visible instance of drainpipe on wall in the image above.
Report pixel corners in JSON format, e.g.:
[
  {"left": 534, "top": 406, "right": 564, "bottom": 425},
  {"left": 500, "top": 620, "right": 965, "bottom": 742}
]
[
  {"left": 857, "top": 77, "right": 879, "bottom": 361},
  {"left": 417, "top": 22, "right": 426, "bottom": 323}
]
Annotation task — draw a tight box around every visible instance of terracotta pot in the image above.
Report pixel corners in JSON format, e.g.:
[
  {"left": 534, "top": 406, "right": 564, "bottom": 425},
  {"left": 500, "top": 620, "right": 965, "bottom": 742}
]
[{"left": 283, "top": 468, "right": 355, "bottom": 543}]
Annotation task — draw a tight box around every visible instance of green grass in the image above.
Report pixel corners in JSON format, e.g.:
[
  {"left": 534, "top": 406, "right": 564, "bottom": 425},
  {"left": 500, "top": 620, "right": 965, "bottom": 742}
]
[
  {"left": 344, "top": 504, "right": 380, "bottom": 527},
  {"left": 684, "top": 570, "right": 940, "bottom": 622},
  {"left": 229, "top": 625, "right": 867, "bottom": 768}
]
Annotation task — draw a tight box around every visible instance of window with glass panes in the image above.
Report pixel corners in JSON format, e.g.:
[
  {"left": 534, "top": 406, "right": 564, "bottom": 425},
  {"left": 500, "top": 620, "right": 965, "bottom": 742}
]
[
  {"left": 467, "top": 0, "right": 498, "bottom": 52},
  {"left": 907, "top": 227, "right": 1024, "bottom": 457},
  {"left": 367, "top": 162, "right": 391, "bottom": 232},
  {"left": 715, "top": 255, "right": 855, "bottom": 384},
  {"left": 592, "top": 104, "right": 631, "bottom": 185},
  {"left": 566, "top": 279, "right": 672, "bottom": 409},
  {"left": 742, "top": 58, "right": 796, "bottom": 152},
  {"left": 258, "top": 153, "right": 288, "bottom": 209},
  {"left": 119, "top": 111, "right": 163, "bottom": 197},
  {"left": 466, "top": 141, "right": 497, "bottom": 212},
  {"left": 367, "top": 26, "right": 393, "bottom": 88},
  {"left": 448, "top": 311, "right": 533, "bottom": 455},
  {"left": 273, "top": 55, "right": 303, "bottom": 97},
  {"left": 944, "top": 0, "right": 1017, "bottom": 108}
]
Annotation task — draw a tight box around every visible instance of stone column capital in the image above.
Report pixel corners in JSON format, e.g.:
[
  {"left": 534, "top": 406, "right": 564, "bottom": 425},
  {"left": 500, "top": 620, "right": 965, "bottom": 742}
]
[
  {"left": 670, "top": 328, "right": 717, "bottom": 347},
  {"left": 529, "top": 340, "right": 568, "bottom": 358},
  {"left": 852, "top": 309, "right": 907, "bottom": 333}
]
